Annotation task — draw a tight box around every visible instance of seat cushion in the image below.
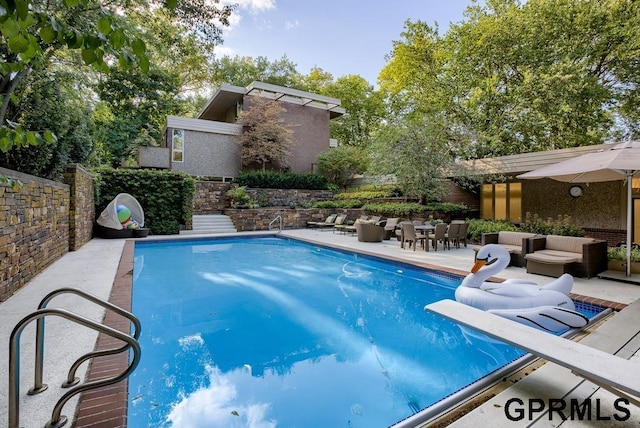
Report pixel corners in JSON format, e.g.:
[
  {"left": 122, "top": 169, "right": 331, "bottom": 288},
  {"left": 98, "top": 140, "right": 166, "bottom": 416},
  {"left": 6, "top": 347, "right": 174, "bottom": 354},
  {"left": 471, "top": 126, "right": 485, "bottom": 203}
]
[
  {"left": 498, "top": 244, "right": 523, "bottom": 254},
  {"left": 497, "top": 231, "right": 536, "bottom": 247},
  {"left": 544, "top": 235, "right": 595, "bottom": 253},
  {"left": 525, "top": 252, "right": 581, "bottom": 264}
]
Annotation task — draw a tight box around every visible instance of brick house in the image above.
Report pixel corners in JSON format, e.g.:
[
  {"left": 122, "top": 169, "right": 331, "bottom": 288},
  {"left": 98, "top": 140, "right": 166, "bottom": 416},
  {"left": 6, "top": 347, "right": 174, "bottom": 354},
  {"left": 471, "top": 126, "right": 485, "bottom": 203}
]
[{"left": 138, "top": 81, "right": 345, "bottom": 180}]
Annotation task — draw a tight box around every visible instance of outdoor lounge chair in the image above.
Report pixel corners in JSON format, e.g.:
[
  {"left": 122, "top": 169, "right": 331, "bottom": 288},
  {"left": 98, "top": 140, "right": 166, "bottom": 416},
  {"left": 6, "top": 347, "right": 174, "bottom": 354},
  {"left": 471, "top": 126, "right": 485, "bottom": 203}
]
[
  {"left": 307, "top": 213, "right": 337, "bottom": 228},
  {"left": 324, "top": 214, "right": 347, "bottom": 232},
  {"left": 424, "top": 299, "right": 640, "bottom": 406}
]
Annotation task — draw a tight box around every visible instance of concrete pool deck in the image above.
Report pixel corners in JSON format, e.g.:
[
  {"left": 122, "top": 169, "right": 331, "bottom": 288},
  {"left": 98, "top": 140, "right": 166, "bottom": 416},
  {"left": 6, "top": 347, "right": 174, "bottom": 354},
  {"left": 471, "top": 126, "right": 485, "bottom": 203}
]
[{"left": 1, "top": 230, "right": 639, "bottom": 427}]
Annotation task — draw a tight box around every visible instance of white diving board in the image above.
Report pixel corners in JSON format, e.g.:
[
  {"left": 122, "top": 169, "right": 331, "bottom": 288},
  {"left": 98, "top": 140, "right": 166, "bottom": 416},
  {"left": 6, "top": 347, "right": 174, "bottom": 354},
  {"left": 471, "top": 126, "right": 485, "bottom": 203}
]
[{"left": 424, "top": 299, "right": 640, "bottom": 404}]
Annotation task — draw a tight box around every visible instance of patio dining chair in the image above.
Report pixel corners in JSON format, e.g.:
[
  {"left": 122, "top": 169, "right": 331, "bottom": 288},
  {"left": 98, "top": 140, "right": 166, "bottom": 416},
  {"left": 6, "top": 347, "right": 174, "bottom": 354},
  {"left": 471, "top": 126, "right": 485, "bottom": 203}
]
[
  {"left": 445, "top": 222, "right": 461, "bottom": 249},
  {"left": 401, "top": 222, "right": 426, "bottom": 251},
  {"left": 429, "top": 222, "right": 449, "bottom": 251},
  {"left": 457, "top": 222, "right": 469, "bottom": 248}
]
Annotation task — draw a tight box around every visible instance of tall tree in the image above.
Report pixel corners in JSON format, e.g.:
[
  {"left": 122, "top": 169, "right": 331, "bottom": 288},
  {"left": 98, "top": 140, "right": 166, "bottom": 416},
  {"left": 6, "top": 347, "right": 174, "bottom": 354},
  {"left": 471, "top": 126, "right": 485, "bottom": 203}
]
[
  {"left": 235, "top": 97, "right": 295, "bottom": 172},
  {"left": 380, "top": 0, "right": 640, "bottom": 158},
  {"left": 212, "top": 55, "right": 304, "bottom": 88},
  {"left": 321, "top": 75, "right": 387, "bottom": 148},
  {"left": 316, "top": 145, "right": 369, "bottom": 190},
  {"left": 368, "top": 118, "right": 455, "bottom": 203},
  {"left": 0, "top": 0, "right": 233, "bottom": 153}
]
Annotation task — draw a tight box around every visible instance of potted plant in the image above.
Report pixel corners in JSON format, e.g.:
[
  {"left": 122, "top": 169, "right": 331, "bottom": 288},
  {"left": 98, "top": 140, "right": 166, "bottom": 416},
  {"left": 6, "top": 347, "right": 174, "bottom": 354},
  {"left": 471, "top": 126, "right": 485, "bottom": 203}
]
[
  {"left": 226, "top": 185, "right": 251, "bottom": 208},
  {"left": 607, "top": 246, "right": 640, "bottom": 274}
]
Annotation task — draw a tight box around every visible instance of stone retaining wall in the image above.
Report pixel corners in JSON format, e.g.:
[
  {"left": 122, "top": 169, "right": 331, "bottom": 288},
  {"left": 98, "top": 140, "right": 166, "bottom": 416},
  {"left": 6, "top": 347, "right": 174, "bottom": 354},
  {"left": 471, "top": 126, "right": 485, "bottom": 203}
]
[
  {"left": 0, "top": 166, "right": 94, "bottom": 301},
  {"left": 64, "top": 164, "right": 95, "bottom": 250},
  {"left": 225, "top": 208, "right": 364, "bottom": 231}
]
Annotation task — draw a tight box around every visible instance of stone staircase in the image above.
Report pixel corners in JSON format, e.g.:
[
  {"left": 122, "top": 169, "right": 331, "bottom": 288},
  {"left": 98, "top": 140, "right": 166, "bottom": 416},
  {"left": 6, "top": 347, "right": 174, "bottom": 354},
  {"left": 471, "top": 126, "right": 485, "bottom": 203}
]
[{"left": 180, "top": 214, "right": 237, "bottom": 235}]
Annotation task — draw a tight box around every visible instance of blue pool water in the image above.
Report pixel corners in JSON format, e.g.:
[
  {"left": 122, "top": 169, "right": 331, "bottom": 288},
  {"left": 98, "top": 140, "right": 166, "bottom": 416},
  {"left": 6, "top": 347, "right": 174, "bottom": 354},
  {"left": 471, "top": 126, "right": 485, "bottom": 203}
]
[{"left": 128, "top": 236, "right": 601, "bottom": 427}]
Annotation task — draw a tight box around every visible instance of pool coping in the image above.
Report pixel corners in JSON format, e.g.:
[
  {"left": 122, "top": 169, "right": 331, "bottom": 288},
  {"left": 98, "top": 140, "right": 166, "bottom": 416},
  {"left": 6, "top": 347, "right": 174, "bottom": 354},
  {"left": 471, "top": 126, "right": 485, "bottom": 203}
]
[{"left": 71, "top": 236, "right": 628, "bottom": 427}]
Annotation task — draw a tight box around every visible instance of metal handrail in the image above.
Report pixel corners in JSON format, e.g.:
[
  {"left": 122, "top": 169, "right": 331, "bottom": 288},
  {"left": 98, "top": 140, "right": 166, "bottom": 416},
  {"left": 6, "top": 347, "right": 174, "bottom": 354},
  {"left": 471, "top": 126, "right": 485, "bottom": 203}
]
[
  {"left": 268, "top": 215, "right": 283, "bottom": 231},
  {"left": 9, "top": 308, "right": 141, "bottom": 428},
  {"left": 29, "top": 288, "right": 141, "bottom": 393}
]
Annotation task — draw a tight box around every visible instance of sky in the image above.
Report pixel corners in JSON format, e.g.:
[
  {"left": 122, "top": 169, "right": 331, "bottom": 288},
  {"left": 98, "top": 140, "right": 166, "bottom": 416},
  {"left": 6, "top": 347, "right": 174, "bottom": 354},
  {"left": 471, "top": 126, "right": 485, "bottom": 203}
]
[{"left": 216, "top": 0, "right": 478, "bottom": 86}]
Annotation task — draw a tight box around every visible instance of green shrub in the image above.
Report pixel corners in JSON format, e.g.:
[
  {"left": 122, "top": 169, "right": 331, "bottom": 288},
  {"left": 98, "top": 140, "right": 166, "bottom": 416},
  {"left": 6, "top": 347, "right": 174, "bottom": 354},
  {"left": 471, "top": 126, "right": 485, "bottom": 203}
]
[
  {"left": 360, "top": 202, "right": 468, "bottom": 218},
  {"left": 226, "top": 185, "right": 251, "bottom": 208},
  {"left": 313, "top": 199, "right": 363, "bottom": 209},
  {"left": 334, "top": 190, "right": 390, "bottom": 200},
  {"left": 608, "top": 246, "right": 640, "bottom": 262},
  {"left": 93, "top": 168, "right": 195, "bottom": 235},
  {"left": 466, "top": 219, "right": 520, "bottom": 243},
  {"left": 234, "top": 170, "right": 329, "bottom": 189},
  {"left": 522, "top": 213, "right": 585, "bottom": 237}
]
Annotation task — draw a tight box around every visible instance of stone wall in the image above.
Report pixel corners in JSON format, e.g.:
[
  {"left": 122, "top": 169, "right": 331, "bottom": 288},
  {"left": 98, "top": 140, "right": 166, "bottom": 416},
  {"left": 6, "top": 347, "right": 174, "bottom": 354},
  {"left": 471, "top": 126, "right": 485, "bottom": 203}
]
[
  {"left": 64, "top": 164, "right": 95, "bottom": 250},
  {"left": 0, "top": 168, "right": 70, "bottom": 301},
  {"left": 193, "top": 181, "right": 335, "bottom": 214},
  {"left": 193, "top": 181, "right": 230, "bottom": 214},
  {"left": 225, "top": 208, "right": 363, "bottom": 231},
  {"left": 0, "top": 166, "right": 95, "bottom": 301}
]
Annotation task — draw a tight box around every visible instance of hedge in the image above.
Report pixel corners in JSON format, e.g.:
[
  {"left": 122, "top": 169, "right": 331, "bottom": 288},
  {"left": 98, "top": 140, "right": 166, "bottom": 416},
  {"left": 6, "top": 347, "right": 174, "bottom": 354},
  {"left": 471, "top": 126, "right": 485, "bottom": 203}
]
[{"left": 93, "top": 168, "right": 195, "bottom": 235}]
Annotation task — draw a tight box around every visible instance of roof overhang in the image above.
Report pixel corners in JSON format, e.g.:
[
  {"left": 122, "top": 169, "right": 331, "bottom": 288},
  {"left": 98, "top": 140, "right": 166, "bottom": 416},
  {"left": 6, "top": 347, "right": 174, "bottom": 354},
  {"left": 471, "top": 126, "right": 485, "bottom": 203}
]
[
  {"left": 197, "top": 81, "right": 345, "bottom": 121},
  {"left": 460, "top": 143, "right": 617, "bottom": 176}
]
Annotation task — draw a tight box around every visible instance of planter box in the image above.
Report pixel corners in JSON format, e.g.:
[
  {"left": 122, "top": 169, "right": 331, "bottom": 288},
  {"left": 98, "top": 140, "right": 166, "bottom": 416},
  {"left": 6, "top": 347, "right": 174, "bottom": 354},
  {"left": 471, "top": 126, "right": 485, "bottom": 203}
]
[{"left": 607, "top": 260, "right": 640, "bottom": 274}]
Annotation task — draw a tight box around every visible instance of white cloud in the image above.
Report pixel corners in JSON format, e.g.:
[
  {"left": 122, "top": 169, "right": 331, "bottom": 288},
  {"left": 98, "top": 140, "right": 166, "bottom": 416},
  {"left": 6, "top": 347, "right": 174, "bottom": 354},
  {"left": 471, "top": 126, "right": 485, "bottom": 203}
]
[
  {"left": 284, "top": 20, "right": 299, "bottom": 30},
  {"left": 233, "top": 0, "right": 276, "bottom": 13},
  {"left": 167, "top": 365, "right": 277, "bottom": 428}
]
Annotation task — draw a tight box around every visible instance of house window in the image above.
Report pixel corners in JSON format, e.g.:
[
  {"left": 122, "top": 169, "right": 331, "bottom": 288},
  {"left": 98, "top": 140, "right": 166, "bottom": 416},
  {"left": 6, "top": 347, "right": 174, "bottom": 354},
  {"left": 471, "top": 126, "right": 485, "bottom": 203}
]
[
  {"left": 172, "top": 129, "right": 184, "bottom": 163},
  {"left": 481, "top": 182, "right": 522, "bottom": 223}
]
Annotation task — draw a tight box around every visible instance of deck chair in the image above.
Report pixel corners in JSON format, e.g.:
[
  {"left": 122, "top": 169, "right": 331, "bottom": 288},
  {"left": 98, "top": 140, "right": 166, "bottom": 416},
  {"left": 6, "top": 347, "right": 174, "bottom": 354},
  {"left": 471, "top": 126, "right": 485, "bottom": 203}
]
[
  {"left": 424, "top": 300, "right": 640, "bottom": 407},
  {"left": 382, "top": 217, "right": 400, "bottom": 240},
  {"left": 456, "top": 222, "right": 469, "bottom": 248},
  {"left": 324, "top": 214, "right": 347, "bottom": 232},
  {"left": 445, "top": 222, "right": 460, "bottom": 249},
  {"left": 429, "top": 222, "right": 448, "bottom": 251},
  {"left": 308, "top": 213, "right": 337, "bottom": 229},
  {"left": 400, "top": 222, "right": 426, "bottom": 251}
]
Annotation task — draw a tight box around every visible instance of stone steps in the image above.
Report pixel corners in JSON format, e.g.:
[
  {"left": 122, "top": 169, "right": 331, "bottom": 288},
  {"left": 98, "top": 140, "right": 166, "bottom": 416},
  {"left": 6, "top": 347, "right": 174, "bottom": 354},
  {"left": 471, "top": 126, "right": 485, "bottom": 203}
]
[{"left": 180, "top": 214, "right": 237, "bottom": 235}]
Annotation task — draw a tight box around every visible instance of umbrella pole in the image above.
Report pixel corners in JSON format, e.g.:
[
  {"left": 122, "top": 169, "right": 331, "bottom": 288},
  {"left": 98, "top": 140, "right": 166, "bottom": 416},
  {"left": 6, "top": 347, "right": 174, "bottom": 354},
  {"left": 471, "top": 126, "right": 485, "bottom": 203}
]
[{"left": 626, "top": 171, "right": 632, "bottom": 277}]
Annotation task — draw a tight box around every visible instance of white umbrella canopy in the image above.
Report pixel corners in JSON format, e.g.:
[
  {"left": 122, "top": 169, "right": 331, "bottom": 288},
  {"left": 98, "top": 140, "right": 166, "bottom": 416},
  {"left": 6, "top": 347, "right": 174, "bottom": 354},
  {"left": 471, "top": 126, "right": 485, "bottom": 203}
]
[{"left": 518, "top": 140, "right": 640, "bottom": 276}]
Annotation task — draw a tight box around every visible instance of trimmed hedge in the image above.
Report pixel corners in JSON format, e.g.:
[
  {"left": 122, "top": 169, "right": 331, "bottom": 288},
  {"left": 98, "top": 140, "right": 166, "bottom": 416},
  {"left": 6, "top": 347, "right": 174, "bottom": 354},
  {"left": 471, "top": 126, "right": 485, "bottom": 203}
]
[
  {"left": 234, "top": 170, "right": 329, "bottom": 190},
  {"left": 93, "top": 168, "right": 195, "bottom": 235},
  {"left": 360, "top": 202, "right": 468, "bottom": 218}
]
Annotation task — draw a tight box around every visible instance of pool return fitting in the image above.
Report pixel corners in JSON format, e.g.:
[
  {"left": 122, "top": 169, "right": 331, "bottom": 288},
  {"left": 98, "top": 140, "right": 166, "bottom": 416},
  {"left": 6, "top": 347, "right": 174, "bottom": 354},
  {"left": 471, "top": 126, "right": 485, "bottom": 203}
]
[{"left": 8, "top": 287, "right": 141, "bottom": 428}]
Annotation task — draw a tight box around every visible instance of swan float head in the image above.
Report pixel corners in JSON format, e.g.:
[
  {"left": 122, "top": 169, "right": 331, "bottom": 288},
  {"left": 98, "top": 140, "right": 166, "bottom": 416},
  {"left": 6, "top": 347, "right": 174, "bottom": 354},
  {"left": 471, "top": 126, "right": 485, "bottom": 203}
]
[{"left": 461, "top": 244, "right": 511, "bottom": 289}]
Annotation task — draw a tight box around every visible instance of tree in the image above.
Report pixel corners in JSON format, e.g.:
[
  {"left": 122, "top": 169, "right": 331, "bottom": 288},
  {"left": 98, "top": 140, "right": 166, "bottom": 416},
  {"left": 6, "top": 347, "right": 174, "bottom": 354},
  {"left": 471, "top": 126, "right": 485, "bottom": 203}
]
[
  {"left": 368, "top": 118, "right": 454, "bottom": 203},
  {"left": 212, "top": 55, "right": 304, "bottom": 88},
  {"left": 379, "top": 0, "right": 640, "bottom": 158},
  {"left": 316, "top": 145, "right": 369, "bottom": 190},
  {"left": 0, "top": 0, "right": 234, "bottom": 153},
  {"left": 0, "top": 65, "right": 95, "bottom": 178},
  {"left": 235, "top": 97, "right": 295, "bottom": 172},
  {"left": 320, "top": 75, "right": 387, "bottom": 148}
]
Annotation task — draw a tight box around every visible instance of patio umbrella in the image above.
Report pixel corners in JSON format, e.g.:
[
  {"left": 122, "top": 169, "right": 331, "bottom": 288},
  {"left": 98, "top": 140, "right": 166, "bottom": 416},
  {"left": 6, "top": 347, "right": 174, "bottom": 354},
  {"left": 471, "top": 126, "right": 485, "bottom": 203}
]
[{"left": 517, "top": 140, "right": 640, "bottom": 276}]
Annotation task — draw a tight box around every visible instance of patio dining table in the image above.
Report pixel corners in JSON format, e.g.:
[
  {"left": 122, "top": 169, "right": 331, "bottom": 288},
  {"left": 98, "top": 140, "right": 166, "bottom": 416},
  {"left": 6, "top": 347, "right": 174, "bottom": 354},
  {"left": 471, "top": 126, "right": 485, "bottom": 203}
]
[{"left": 396, "top": 223, "right": 436, "bottom": 251}]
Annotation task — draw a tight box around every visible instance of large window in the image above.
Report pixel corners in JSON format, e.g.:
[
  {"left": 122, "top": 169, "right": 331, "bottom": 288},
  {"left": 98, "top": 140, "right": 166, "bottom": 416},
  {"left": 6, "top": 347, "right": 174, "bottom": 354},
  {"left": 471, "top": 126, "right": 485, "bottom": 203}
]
[
  {"left": 481, "top": 182, "right": 522, "bottom": 223},
  {"left": 171, "top": 129, "right": 184, "bottom": 163}
]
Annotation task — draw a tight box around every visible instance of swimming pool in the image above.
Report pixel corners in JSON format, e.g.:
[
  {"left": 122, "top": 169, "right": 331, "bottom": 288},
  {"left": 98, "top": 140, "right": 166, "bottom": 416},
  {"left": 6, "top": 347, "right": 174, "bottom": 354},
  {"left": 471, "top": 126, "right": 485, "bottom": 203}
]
[{"left": 128, "top": 236, "right": 601, "bottom": 427}]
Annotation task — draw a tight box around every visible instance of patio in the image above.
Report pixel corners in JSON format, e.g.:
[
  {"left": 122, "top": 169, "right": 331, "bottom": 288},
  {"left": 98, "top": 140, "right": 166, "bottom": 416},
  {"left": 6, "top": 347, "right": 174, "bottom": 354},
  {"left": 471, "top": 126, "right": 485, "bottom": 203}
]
[{"left": 1, "top": 230, "right": 639, "bottom": 427}]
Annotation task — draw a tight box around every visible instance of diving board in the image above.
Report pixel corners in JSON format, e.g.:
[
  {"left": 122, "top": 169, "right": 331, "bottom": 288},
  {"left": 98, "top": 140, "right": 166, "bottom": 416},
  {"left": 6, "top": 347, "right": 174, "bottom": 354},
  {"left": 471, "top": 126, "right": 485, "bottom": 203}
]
[{"left": 424, "top": 299, "right": 640, "bottom": 403}]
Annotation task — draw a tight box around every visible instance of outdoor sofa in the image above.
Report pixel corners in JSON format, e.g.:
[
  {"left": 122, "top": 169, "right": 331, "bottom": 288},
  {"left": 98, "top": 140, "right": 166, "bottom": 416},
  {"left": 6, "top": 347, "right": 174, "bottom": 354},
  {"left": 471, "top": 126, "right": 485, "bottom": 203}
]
[
  {"left": 480, "top": 231, "right": 538, "bottom": 267},
  {"left": 524, "top": 235, "right": 608, "bottom": 278}
]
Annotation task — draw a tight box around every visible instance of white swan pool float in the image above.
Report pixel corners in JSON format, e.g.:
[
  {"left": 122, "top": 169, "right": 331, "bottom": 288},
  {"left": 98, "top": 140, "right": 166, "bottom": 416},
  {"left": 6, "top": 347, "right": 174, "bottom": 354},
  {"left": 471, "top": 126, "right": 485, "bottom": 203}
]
[{"left": 455, "top": 244, "right": 588, "bottom": 332}]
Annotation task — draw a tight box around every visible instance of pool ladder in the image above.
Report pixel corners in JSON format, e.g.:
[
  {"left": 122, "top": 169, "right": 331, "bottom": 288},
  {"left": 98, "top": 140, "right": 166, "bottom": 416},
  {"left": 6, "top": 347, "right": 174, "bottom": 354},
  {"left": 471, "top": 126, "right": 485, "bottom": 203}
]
[
  {"left": 269, "top": 215, "right": 283, "bottom": 231},
  {"left": 8, "top": 287, "right": 141, "bottom": 428}
]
